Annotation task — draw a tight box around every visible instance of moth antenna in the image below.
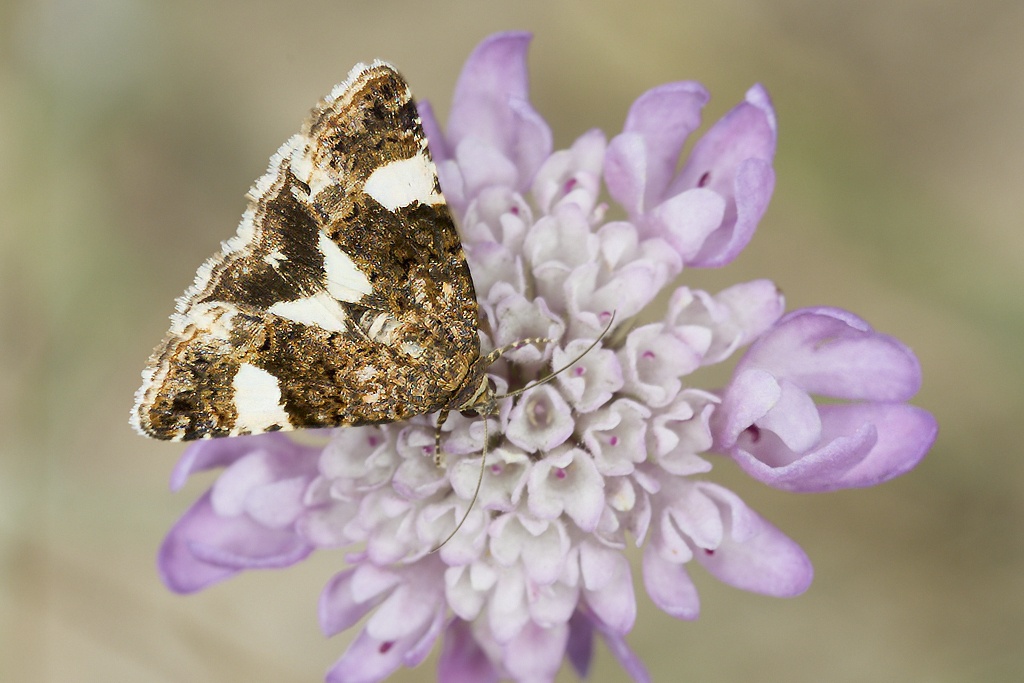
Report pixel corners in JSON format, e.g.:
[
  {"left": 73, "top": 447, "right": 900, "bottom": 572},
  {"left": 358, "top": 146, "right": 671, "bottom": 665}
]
[
  {"left": 430, "top": 416, "right": 488, "bottom": 553},
  {"left": 493, "top": 311, "right": 616, "bottom": 401},
  {"left": 483, "top": 336, "right": 557, "bottom": 365}
]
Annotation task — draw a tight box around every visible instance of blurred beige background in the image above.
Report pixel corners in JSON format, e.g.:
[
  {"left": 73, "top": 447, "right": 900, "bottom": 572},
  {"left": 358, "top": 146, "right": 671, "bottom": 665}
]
[{"left": 2, "top": 0, "right": 1021, "bottom": 681}]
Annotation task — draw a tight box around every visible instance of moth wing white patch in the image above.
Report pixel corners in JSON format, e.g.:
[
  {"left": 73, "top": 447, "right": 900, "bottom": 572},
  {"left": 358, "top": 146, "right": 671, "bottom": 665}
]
[
  {"left": 318, "top": 231, "right": 373, "bottom": 302},
  {"left": 232, "top": 363, "right": 291, "bottom": 433},
  {"left": 362, "top": 152, "right": 444, "bottom": 211},
  {"left": 267, "top": 292, "right": 349, "bottom": 332}
]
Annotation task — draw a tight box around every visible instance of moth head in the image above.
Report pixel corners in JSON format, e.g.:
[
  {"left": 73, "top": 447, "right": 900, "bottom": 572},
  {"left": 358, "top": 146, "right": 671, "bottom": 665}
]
[{"left": 457, "top": 375, "right": 497, "bottom": 418}]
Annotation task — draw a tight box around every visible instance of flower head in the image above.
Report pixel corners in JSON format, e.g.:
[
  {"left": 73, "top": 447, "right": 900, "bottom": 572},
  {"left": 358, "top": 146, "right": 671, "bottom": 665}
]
[{"left": 157, "top": 32, "right": 937, "bottom": 682}]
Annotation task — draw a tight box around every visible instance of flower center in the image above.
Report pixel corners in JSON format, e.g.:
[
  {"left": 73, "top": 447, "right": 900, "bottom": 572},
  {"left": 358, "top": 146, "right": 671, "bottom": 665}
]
[{"left": 527, "top": 395, "right": 552, "bottom": 428}]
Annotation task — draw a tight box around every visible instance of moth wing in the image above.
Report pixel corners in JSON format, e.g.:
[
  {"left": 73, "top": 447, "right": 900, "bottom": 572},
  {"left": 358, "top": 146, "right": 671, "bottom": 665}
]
[{"left": 132, "top": 63, "right": 479, "bottom": 441}]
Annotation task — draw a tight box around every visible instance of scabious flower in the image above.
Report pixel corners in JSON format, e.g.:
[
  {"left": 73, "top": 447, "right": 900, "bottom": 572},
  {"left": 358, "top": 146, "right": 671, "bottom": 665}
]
[{"left": 158, "top": 32, "right": 937, "bottom": 682}]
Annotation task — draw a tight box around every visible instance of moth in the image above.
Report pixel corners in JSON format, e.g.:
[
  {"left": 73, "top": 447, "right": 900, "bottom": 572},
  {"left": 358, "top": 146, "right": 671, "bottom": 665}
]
[{"left": 132, "top": 62, "right": 501, "bottom": 446}]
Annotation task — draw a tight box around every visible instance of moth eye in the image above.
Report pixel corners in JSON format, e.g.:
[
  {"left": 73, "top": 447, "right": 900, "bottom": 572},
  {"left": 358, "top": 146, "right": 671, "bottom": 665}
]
[{"left": 460, "top": 409, "right": 480, "bottom": 418}]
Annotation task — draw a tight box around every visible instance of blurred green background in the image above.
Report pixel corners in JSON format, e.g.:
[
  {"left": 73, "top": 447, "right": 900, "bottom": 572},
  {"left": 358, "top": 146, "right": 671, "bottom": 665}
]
[{"left": 2, "top": 1, "right": 1021, "bottom": 681}]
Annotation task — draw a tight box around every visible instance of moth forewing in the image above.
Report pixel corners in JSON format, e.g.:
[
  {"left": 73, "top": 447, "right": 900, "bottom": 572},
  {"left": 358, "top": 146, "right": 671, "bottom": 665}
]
[{"left": 132, "top": 62, "right": 479, "bottom": 441}]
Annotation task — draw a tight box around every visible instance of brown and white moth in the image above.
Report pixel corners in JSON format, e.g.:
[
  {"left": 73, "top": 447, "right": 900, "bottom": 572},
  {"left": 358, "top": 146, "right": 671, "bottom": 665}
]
[{"left": 131, "top": 62, "right": 499, "bottom": 444}]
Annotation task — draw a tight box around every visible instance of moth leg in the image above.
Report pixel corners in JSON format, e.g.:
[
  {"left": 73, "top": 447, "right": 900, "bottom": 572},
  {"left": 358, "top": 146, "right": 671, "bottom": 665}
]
[{"left": 433, "top": 408, "right": 450, "bottom": 466}]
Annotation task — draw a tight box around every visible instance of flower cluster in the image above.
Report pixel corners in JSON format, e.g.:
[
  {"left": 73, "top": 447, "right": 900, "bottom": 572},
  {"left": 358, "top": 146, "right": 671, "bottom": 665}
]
[{"left": 157, "top": 32, "right": 937, "bottom": 682}]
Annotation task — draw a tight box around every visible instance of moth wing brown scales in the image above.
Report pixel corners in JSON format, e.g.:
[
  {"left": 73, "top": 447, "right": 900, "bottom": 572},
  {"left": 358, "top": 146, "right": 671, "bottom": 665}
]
[{"left": 132, "top": 62, "right": 482, "bottom": 441}]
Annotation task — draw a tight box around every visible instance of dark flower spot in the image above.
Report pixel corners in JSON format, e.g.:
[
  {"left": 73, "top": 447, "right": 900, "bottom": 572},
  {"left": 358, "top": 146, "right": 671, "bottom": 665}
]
[{"left": 745, "top": 425, "right": 761, "bottom": 443}]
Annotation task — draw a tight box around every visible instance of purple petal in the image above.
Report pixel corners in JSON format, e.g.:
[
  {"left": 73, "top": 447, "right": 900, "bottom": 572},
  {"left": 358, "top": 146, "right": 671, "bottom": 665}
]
[
  {"left": 169, "top": 432, "right": 302, "bottom": 491},
  {"left": 709, "top": 279, "right": 786, "bottom": 350},
  {"left": 502, "top": 620, "right": 569, "bottom": 683},
  {"left": 325, "top": 629, "right": 406, "bottom": 683},
  {"left": 244, "top": 476, "right": 311, "bottom": 528},
  {"left": 602, "top": 133, "right": 647, "bottom": 217},
  {"left": 743, "top": 307, "right": 923, "bottom": 401},
  {"left": 366, "top": 580, "right": 443, "bottom": 642},
  {"left": 505, "top": 385, "right": 575, "bottom": 453},
  {"left": 666, "top": 280, "right": 786, "bottom": 366},
  {"left": 689, "top": 159, "right": 774, "bottom": 267},
  {"left": 668, "top": 82, "right": 776, "bottom": 197},
  {"left": 438, "top": 619, "right": 499, "bottom": 683},
  {"left": 158, "top": 491, "right": 312, "bottom": 594},
  {"left": 297, "top": 498, "right": 358, "bottom": 547},
  {"left": 526, "top": 206, "right": 599, "bottom": 273},
  {"left": 527, "top": 448, "right": 605, "bottom": 531},
  {"left": 490, "top": 515, "right": 570, "bottom": 585},
  {"left": 566, "top": 611, "right": 595, "bottom": 678},
  {"left": 619, "top": 323, "right": 703, "bottom": 408},
  {"left": 319, "top": 568, "right": 385, "bottom": 637},
  {"left": 646, "top": 188, "right": 726, "bottom": 260},
  {"left": 507, "top": 97, "right": 556, "bottom": 189},
  {"left": 584, "top": 608, "right": 652, "bottom": 683},
  {"left": 210, "top": 445, "right": 316, "bottom": 519},
  {"left": 486, "top": 567, "right": 531, "bottom": 643},
  {"left": 601, "top": 631, "right": 651, "bottom": 683},
  {"left": 567, "top": 258, "right": 670, "bottom": 334},
  {"left": 737, "top": 403, "right": 936, "bottom": 492},
  {"left": 604, "top": 81, "right": 709, "bottom": 216},
  {"left": 531, "top": 128, "right": 606, "bottom": 214},
  {"left": 661, "top": 481, "right": 724, "bottom": 552},
  {"left": 449, "top": 32, "right": 531, "bottom": 133},
  {"left": 452, "top": 141, "right": 520, "bottom": 205},
  {"left": 694, "top": 485, "right": 813, "bottom": 597},
  {"left": 730, "top": 417, "right": 876, "bottom": 490},
  {"left": 402, "top": 606, "right": 446, "bottom": 667},
  {"left": 668, "top": 84, "right": 777, "bottom": 267},
  {"left": 325, "top": 561, "right": 446, "bottom": 682},
  {"left": 753, "top": 378, "right": 822, "bottom": 453},
  {"left": 553, "top": 341, "right": 623, "bottom": 414},
  {"left": 821, "top": 403, "right": 936, "bottom": 489},
  {"left": 580, "top": 541, "right": 637, "bottom": 634},
  {"left": 446, "top": 31, "right": 552, "bottom": 191},
  {"left": 641, "top": 545, "right": 700, "bottom": 620}
]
